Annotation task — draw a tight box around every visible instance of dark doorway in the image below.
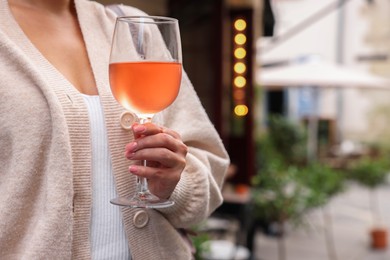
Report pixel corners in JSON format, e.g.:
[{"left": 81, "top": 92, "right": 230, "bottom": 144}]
[
  {"left": 266, "top": 90, "right": 285, "bottom": 115},
  {"left": 168, "top": 0, "right": 226, "bottom": 135}
]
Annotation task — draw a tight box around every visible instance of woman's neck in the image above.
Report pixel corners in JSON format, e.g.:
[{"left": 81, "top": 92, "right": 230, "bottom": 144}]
[{"left": 8, "top": 0, "right": 74, "bottom": 14}]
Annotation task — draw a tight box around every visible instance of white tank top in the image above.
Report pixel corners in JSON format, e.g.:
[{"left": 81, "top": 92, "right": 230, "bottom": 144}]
[{"left": 82, "top": 94, "right": 131, "bottom": 260}]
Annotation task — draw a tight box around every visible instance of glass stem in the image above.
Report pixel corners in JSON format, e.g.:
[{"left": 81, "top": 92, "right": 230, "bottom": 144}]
[
  {"left": 137, "top": 116, "right": 153, "bottom": 195},
  {"left": 138, "top": 160, "right": 149, "bottom": 194}
]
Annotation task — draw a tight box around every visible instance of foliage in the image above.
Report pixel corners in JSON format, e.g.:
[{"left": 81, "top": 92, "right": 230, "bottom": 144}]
[
  {"left": 347, "top": 155, "right": 390, "bottom": 189},
  {"left": 191, "top": 232, "right": 210, "bottom": 260},
  {"left": 266, "top": 115, "right": 307, "bottom": 165},
  {"left": 252, "top": 115, "right": 345, "bottom": 229},
  {"left": 296, "top": 163, "right": 345, "bottom": 207},
  {"left": 252, "top": 164, "right": 310, "bottom": 224},
  {"left": 345, "top": 148, "right": 390, "bottom": 227},
  {"left": 252, "top": 161, "right": 345, "bottom": 225}
]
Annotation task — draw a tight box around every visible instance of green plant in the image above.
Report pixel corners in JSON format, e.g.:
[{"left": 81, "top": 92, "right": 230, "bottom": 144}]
[
  {"left": 252, "top": 162, "right": 345, "bottom": 226},
  {"left": 191, "top": 232, "right": 210, "bottom": 260},
  {"left": 252, "top": 115, "right": 347, "bottom": 260},
  {"left": 347, "top": 153, "right": 390, "bottom": 226},
  {"left": 347, "top": 156, "right": 390, "bottom": 188},
  {"left": 296, "top": 163, "right": 345, "bottom": 208},
  {"left": 252, "top": 165, "right": 311, "bottom": 225},
  {"left": 252, "top": 115, "right": 347, "bottom": 230},
  {"left": 266, "top": 115, "right": 307, "bottom": 165},
  {"left": 253, "top": 116, "right": 345, "bottom": 221}
]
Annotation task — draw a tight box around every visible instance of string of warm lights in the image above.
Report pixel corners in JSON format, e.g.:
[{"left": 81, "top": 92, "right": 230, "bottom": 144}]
[{"left": 232, "top": 17, "right": 249, "bottom": 117}]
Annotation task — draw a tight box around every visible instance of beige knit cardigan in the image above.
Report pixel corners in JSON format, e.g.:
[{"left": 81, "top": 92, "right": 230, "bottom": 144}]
[{"left": 0, "top": 0, "right": 229, "bottom": 259}]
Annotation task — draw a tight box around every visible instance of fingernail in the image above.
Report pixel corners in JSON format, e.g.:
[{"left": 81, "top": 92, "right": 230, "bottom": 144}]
[
  {"left": 127, "top": 152, "right": 136, "bottom": 159},
  {"left": 127, "top": 142, "right": 137, "bottom": 152},
  {"left": 133, "top": 124, "right": 146, "bottom": 133},
  {"left": 129, "top": 165, "right": 138, "bottom": 174}
]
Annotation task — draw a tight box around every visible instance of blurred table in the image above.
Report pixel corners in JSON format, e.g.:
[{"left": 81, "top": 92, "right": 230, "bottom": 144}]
[{"left": 212, "top": 184, "right": 255, "bottom": 258}]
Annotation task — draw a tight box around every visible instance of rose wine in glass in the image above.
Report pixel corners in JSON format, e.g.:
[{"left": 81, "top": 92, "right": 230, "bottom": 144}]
[{"left": 109, "top": 16, "right": 182, "bottom": 208}]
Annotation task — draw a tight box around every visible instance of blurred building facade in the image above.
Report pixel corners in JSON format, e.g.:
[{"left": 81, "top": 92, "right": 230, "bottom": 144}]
[{"left": 258, "top": 0, "right": 390, "bottom": 147}]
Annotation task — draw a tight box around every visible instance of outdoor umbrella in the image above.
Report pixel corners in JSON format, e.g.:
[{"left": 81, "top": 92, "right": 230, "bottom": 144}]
[
  {"left": 257, "top": 59, "right": 390, "bottom": 89},
  {"left": 256, "top": 59, "right": 390, "bottom": 161}
]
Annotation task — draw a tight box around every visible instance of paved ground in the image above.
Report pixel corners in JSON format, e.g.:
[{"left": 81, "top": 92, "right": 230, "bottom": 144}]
[{"left": 254, "top": 182, "right": 390, "bottom": 260}]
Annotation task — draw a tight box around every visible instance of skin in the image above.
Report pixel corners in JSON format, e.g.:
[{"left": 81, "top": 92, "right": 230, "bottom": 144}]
[
  {"left": 8, "top": 0, "right": 187, "bottom": 199},
  {"left": 9, "top": 0, "right": 97, "bottom": 95},
  {"left": 127, "top": 123, "right": 187, "bottom": 199}
]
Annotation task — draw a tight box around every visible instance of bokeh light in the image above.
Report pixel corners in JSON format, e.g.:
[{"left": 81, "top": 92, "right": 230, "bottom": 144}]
[
  {"left": 234, "top": 104, "right": 249, "bottom": 116},
  {"left": 234, "top": 62, "right": 246, "bottom": 74},
  {"left": 234, "top": 19, "right": 247, "bottom": 31},
  {"left": 234, "top": 33, "right": 247, "bottom": 45},
  {"left": 234, "top": 76, "right": 246, "bottom": 88},
  {"left": 234, "top": 47, "right": 247, "bottom": 59}
]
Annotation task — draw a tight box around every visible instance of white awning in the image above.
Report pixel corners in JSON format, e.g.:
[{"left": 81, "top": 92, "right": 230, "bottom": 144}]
[{"left": 257, "top": 59, "right": 390, "bottom": 90}]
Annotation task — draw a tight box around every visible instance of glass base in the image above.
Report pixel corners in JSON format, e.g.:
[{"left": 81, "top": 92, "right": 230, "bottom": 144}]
[{"left": 110, "top": 192, "right": 174, "bottom": 208}]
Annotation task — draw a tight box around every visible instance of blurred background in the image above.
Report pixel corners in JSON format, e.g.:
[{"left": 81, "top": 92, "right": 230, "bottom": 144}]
[{"left": 97, "top": 0, "right": 390, "bottom": 259}]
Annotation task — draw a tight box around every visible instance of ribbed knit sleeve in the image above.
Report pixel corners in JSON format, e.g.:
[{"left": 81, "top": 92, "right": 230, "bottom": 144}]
[{"left": 156, "top": 71, "right": 230, "bottom": 227}]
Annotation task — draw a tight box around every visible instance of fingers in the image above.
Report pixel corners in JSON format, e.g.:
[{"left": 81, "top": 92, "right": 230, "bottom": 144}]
[
  {"left": 125, "top": 122, "right": 187, "bottom": 167},
  {"left": 125, "top": 134, "right": 187, "bottom": 160},
  {"left": 127, "top": 147, "right": 186, "bottom": 168},
  {"left": 124, "top": 122, "right": 187, "bottom": 199},
  {"left": 132, "top": 123, "right": 162, "bottom": 138},
  {"left": 128, "top": 160, "right": 183, "bottom": 181},
  {"left": 132, "top": 122, "right": 182, "bottom": 140},
  {"left": 129, "top": 163, "right": 181, "bottom": 199},
  {"left": 126, "top": 123, "right": 187, "bottom": 156}
]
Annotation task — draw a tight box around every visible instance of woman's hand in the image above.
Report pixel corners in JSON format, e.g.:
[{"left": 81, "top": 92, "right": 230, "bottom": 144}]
[{"left": 124, "top": 122, "right": 188, "bottom": 199}]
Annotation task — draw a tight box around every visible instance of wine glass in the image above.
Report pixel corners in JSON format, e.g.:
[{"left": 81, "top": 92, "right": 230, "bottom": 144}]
[{"left": 109, "top": 16, "right": 182, "bottom": 208}]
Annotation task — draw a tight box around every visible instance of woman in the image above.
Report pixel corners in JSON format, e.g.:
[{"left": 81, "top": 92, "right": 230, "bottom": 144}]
[{"left": 0, "top": 0, "right": 229, "bottom": 259}]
